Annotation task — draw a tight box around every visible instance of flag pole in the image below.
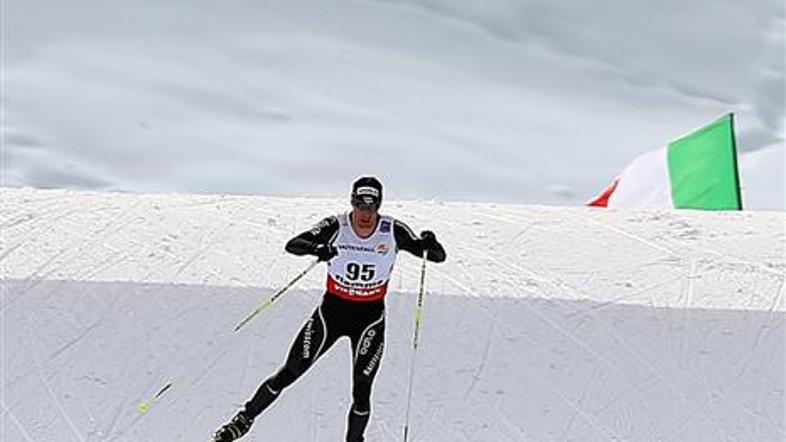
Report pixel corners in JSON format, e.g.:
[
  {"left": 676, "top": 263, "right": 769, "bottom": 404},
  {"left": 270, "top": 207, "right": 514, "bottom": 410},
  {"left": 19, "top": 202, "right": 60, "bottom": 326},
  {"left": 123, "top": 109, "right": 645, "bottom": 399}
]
[{"left": 728, "top": 112, "right": 744, "bottom": 210}]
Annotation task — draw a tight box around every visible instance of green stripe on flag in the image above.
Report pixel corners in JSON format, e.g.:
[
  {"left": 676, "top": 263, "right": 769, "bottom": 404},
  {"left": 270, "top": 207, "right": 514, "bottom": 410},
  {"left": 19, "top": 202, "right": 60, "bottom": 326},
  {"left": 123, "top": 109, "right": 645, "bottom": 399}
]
[{"left": 667, "top": 114, "right": 742, "bottom": 210}]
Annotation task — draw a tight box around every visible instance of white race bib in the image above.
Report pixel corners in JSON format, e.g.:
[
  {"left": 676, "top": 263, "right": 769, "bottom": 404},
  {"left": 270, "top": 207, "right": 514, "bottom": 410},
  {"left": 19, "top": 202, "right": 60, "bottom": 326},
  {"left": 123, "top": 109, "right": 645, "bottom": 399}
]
[{"left": 326, "top": 213, "right": 398, "bottom": 301}]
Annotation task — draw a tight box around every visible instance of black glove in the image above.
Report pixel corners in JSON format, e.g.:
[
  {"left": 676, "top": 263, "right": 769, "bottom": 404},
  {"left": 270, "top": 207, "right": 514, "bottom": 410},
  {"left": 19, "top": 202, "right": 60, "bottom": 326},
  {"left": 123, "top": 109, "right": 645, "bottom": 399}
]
[
  {"left": 420, "top": 230, "right": 438, "bottom": 250},
  {"left": 313, "top": 244, "right": 338, "bottom": 262}
]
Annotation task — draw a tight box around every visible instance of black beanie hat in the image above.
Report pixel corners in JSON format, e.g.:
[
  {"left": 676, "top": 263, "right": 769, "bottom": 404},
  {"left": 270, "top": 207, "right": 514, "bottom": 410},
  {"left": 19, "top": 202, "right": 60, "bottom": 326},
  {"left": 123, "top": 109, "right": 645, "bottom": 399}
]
[{"left": 351, "top": 176, "right": 383, "bottom": 210}]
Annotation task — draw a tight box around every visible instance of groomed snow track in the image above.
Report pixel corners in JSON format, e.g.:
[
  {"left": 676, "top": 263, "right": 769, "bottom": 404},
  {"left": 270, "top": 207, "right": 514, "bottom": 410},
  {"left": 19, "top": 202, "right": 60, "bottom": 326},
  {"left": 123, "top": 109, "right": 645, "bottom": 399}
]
[{"left": 1, "top": 188, "right": 784, "bottom": 441}]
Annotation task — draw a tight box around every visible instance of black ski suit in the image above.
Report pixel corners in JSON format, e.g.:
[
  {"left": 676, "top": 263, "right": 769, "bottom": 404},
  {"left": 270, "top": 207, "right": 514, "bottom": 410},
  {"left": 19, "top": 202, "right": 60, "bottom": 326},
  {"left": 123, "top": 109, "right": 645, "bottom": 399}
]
[{"left": 243, "top": 214, "right": 445, "bottom": 441}]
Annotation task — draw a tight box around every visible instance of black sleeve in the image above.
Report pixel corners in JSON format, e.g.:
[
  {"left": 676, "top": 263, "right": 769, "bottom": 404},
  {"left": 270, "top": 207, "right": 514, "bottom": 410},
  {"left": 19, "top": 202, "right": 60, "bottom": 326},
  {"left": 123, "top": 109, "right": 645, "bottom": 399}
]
[
  {"left": 393, "top": 219, "right": 446, "bottom": 263},
  {"left": 285, "top": 216, "right": 340, "bottom": 256}
]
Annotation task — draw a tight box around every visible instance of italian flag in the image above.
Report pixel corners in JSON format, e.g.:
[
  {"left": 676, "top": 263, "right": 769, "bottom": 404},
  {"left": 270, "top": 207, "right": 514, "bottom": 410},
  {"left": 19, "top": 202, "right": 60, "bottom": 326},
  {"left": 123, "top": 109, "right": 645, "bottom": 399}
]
[{"left": 589, "top": 114, "right": 743, "bottom": 210}]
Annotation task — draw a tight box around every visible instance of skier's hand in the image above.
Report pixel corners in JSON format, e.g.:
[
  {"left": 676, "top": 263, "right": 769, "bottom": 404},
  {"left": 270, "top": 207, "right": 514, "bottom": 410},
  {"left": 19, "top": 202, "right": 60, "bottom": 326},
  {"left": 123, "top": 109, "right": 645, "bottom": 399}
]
[
  {"left": 420, "top": 230, "right": 438, "bottom": 250},
  {"left": 314, "top": 244, "right": 338, "bottom": 262}
]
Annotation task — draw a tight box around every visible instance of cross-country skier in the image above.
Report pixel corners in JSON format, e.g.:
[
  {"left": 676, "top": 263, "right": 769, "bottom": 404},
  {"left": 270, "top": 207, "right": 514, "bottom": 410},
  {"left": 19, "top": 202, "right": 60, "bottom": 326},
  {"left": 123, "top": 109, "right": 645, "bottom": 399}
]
[{"left": 211, "top": 176, "right": 446, "bottom": 442}]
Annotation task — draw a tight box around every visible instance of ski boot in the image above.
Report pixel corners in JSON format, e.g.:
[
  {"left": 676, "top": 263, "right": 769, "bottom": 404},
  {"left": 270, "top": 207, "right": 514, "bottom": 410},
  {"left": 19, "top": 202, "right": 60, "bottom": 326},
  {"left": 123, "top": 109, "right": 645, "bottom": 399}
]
[{"left": 210, "top": 411, "right": 254, "bottom": 442}]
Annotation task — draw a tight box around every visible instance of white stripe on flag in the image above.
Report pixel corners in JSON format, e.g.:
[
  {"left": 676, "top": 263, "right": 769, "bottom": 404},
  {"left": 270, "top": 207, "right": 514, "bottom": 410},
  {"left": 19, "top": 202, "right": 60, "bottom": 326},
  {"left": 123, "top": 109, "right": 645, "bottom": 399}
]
[{"left": 608, "top": 147, "right": 674, "bottom": 209}]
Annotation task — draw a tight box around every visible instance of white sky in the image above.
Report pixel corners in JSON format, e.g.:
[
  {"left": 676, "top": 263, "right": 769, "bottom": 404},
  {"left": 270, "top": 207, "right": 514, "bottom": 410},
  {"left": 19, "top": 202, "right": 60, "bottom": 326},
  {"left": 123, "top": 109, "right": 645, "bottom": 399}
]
[{"left": 2, "top": 0, "right": 784, "bottom": 209}]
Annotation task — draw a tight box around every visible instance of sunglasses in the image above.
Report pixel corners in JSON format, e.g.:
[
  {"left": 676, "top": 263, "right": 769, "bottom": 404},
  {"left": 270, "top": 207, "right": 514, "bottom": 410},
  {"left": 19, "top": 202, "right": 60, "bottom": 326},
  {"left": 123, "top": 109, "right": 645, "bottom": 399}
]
[{"left": 351, "top": 194, "right": 380, "bottom": 211}]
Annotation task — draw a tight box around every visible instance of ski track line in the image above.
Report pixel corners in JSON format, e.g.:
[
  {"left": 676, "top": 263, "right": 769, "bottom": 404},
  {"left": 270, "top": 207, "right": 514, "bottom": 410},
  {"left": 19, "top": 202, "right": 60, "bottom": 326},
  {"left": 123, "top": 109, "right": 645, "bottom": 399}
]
[
  {"left": 715, "top": 277, "right": 785, "bottom": 413},
  {"left": 454, "top": 288, "right": 639, "bottom": 441},
  {"left": 699, "top": 246, "right": 785, "bottom": 279},
  {"left": 240, "top": 338, "right": 254, "bottom": 396},
  {"left": 76, "top": 397, "right": 99, "bottom": 442},
  {"left": 141, "top": 290, "right": 174, "bottom": 363},
  {"left": 28, "top": 316, "right": 87, "bottom": 442},
  {"left": 310, "top": 368, "right": 319, "bottom": 442},
  {"left": 661, "top": 409, "right": 719, "bottom": 442},
  {"left": 1, "top": 204, "right": 78, "bottom": 236},
  {"left": 0, "top": 212, "right": 36, "bottom": 230},
  {"left": 682, "top": 260, "right": 697, "bottom": 309},
  {"left": 1, "top": 399, "right": 36, "bottom": 442},
  {"left": 472, "top": 209, "right": 532, "bottom": 226},
  {"left": 168, "top": 236, "right": 216, "bottom": 283},
  {"left": 448, "top": 242, "right": 554, "bottom": 298},
  {"left": 0, "top": 204, "right": 110, "bottom": 264},
  {"left": 0, "top": 241, "right": 25, "bottom": 264},
  {"left": 21, "top": 250, "right": 137, "bottom": 326},
  {"left": 768, "top": 277, "right": 786, "bottom": 318},
  {"left": 521, "top": 360, "right": 621, "bottom": 440},
  {"left": 510, "top": 221, "right": 542, "bottom": 246},
  {"left": 3, "top": 190, "right": 84, "bottom": 208},
  {"left": 457, "top": 237, "right": 579, "bottom": 298},
  {"left": 167, "top": 196, "right": 245, "bottom": 209},
  {"left": 484, "top": 401, "right": 531, "bottom": 442},
  {"left": 486, "top": 213, "right": 682, "bottom": 312},
  {"left": 1, "top": 201, "right": 145, "bottom": 312},
  {"left": 456, "top": 410, "right": 511, "bottom": 442},
  {"left": 605, "top": 325, "right": 737, "bottom": 441},
  {"left": 371, "top": 419, "right": 399, "bottom": 441},
  {"left": 185, "top": 405, "right": 216, "bottom": 442},
  {"left": 99, "top": 319, "right": 146, "bottom": 440},
  {"left": 205, "top": 208, "right": 292, "bottom": 236},
  {"left": 740, "top": 402, "right": 786, "bottom": 437},
  {"left": 563, "top": 274, "right": 686, "bottom": 320},
  {"left": 70, "top": 242, "right": 138, "bottom": 282},
  {"left": 559, "top": 389, "right": 583, "bottom": 441},
  {"left": 453, "top": 255, "right": 482, "bottom": 287},
  {"left": 583, "top": 217, "right": 681, "bottom": 259},
  {"left": 561, "top": 251, "right": 692, "bottom": 307},
  {"left": 467, "top": 251, "right": 624, "bottom": 377},
  {"left": 594, "top": 375, "right": 658, "bottom": 417},
  {"left": 367, "top": 293, "right": 465, "bottom": 441},
  {"left": 2, "top": 344, "right": 62, "bottom": 402},
  {"left": 712, "top": 326, "right": 786, "bottom": 436},
  {"left": 419, "top": 404, "right": 473, "bottom": 442},
  {"left": 46, "top": 319, "right": 104, "bottom": 362},
  {"left": 462, "top": 320, "right": 495, "bottom": 400},
  {"left": 434, "top": 268, "right": 622, "bottom": 439},
  {"left": 417, "top": 402, "right": 458, "bottom": 442},
  {"left": 109, "top": 410, "right": 143, "bottom": 442},
  {"left": 457, "top": 233, "right": 719, "bottom": 404},
  {"left": 1, "top": 252, "right": 68, "bottom": 313},
  {"left": 23, "top": 284, "right": 104, "bottom": 364},
  {"left": 188, "top": 342, "right": 238, "bottom": 389}
]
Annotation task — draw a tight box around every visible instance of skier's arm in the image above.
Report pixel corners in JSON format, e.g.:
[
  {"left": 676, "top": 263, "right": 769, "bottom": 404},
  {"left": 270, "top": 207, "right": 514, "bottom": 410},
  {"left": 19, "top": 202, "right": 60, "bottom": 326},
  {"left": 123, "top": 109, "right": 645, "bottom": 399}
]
[
  {"left": 285, "top": 216, "right": 339, "bottom": 257},
  {"left": 394, "top": 220, "right": 446, "bottom": 263}
]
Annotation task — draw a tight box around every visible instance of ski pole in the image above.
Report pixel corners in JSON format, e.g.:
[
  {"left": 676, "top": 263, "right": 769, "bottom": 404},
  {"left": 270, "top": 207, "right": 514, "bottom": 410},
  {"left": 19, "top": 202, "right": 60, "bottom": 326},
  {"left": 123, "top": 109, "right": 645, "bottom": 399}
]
[
  {"left": 234, "top": 259, "right": 320, "bottom": 332},
  {"left": 403, "top": 250, "right": 428, "bottom": 442},
  {"left": 137, "top": 382, "right": 173, "bottom": 414},
  {"left": 136, "top": 260, "right": 320, "bottom": 415}
]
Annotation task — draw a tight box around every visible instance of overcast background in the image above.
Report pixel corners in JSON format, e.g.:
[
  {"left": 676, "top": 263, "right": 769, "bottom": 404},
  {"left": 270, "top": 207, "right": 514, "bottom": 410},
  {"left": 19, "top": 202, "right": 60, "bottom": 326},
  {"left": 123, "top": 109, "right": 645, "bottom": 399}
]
[{"left": 2, "top": 0, "right": 784, "bottom": 209}]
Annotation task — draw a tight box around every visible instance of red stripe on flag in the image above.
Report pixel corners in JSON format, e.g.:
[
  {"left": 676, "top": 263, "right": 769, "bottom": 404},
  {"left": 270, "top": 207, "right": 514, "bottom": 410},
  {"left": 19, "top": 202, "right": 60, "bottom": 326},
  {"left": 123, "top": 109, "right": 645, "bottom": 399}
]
[{"left": 588, "top": 178, "right": 619, "bottom": 207}]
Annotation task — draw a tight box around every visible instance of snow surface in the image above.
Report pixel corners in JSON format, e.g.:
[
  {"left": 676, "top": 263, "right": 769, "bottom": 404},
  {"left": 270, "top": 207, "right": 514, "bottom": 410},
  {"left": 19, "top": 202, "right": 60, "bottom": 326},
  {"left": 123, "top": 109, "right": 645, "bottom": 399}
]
[
  {"left": 1, "top": 187, "right": 784, "bottom": 441},
  {"left": 2, "top": 0, "right": 784, "bottom": 209}
]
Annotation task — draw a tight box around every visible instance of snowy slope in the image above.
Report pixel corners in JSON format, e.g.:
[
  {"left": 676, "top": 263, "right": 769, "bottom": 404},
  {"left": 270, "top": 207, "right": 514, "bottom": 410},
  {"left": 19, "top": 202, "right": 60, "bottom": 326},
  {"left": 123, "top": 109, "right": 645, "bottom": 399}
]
[
  {"left": 1, "top": 187, "right": 784, "bottom": 441},
  {"left": 3, "top": 0, "right": 784, "bottom": 208}
]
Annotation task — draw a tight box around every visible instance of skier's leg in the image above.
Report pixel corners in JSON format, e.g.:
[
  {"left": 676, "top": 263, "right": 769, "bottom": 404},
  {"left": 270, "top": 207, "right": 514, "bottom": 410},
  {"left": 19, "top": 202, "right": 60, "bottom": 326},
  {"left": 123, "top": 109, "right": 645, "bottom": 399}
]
[
  {"left": 244, "top": 304, "right": 336, "bottom": 417},
  {"left": 346, "top": 313, "right": 385, "bottom": 442}
]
